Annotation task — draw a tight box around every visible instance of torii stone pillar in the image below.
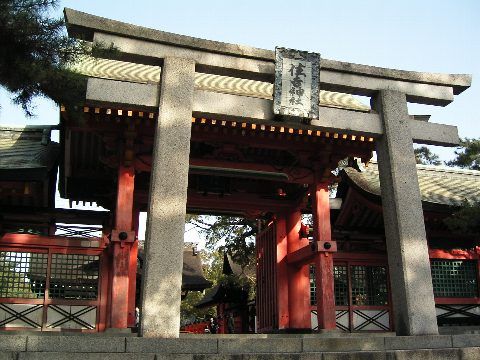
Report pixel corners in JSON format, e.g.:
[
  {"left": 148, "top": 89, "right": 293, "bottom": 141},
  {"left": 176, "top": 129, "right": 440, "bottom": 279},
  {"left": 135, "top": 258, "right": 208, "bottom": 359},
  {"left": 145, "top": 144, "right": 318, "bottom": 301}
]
[
  {"left": 373, "top": 90, "right": 438, "bottom": 335},
  {"left": 140, "top": 57, "right": 195, "bottom": 337}
]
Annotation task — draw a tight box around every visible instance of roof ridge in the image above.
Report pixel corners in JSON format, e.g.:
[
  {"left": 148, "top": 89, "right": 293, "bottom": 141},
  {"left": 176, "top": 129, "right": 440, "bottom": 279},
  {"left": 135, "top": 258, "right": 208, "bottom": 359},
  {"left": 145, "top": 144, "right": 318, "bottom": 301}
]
[
  {"left": 368, "top": 160, "right": 480, "bottom": 176},
  {"left": 0, "top": 125, "right": 58, "bottom": 131}
]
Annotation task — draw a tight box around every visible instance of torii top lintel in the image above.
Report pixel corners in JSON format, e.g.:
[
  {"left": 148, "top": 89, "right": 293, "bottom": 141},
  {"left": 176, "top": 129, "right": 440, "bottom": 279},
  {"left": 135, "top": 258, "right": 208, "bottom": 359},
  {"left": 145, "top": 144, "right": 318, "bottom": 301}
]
[{"left": 64, "top": 8, "right": 472, "bottom": 147}]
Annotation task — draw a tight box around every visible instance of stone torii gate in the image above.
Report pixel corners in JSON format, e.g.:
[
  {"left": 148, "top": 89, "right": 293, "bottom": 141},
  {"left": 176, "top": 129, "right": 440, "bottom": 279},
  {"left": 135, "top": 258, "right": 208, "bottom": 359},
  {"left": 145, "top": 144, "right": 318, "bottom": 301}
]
[{"left": 64, "top": 8, "right": 472, "bottom": 337}]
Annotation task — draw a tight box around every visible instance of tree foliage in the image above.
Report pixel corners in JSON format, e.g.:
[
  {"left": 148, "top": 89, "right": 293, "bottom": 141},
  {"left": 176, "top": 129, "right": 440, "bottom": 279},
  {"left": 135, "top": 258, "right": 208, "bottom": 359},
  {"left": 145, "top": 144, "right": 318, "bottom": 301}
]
[
  {"left": 0, "top": 0, "right": 112, "bottom": 115},
  {"left": 180, "top": 249, "right": 223, "bottom": 324},
  {"left": 187, "top": 215, "right": 257, "bottom": 268},
  {"left": 0, "top": 252, "right": 34, "bottom": 298},
  {"left": 414, "top": 146, "right": 441, "bottom": 165},
  {"left": 446, "top": 138, "right": 480, "bottom": 170},
  {"left": 180, "top": 290, "right": 214, "bottom": 325},
  {"left": 443, "top": 138, "right": 480, "bottom": 235},
  {"left": 443, "top": 199, "right": 480, "bottom": 235}
]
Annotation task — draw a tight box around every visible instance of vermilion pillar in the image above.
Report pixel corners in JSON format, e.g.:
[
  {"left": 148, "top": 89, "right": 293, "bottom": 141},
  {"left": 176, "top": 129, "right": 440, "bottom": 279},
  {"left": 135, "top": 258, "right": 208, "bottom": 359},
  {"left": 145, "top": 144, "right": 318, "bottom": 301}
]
[
  {"left": 127, "top": 209, "right": 140, "bottom": 327},
  {"left": 287, "top": 209, "right": 311, "bottom": 329},
  {"left": 110, "top": 166, "right": 135, "bottom": 329},
  {"left": 275, "top": 215, "right": 289, "bottom": 329},
  {"left": 311, "top": 179, "right": 336, "bottom": 330}
]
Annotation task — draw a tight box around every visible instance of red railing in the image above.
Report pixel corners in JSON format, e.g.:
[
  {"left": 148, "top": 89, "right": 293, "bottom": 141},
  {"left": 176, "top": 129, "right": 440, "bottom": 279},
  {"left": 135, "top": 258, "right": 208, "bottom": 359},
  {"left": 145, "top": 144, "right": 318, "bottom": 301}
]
[{"left": 0, "top": 232, "right": 107, "bottom": 332}]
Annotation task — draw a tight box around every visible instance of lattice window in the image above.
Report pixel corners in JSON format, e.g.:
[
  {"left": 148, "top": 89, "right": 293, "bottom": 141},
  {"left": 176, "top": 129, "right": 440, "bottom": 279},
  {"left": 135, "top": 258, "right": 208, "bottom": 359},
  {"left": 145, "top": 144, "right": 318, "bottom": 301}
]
[
  {"left": 351, "top": 266, "right": 388, "bottom": 306},
  {"left": 334, "top": 265, "right": 349, "bottom": 306},
  {"left": 431, "top": 260, "right": 478, "bottom": 298},
  {"left": 49, "top": 254, "right": 99, "bottom": 300},
  {"left": 310, "top": 264, "right": 316, "bottom": 305},
  {"left": 0, "top": 251, "right": 47, "bottom": 298}
]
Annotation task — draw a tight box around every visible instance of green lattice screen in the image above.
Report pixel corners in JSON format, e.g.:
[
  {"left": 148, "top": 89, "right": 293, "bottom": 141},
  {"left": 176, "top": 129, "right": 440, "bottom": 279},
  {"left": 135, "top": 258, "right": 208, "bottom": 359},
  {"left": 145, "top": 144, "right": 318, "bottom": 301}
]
[
  {"left": 431, "top": 260, "right": 478, "bottom": 298},
  {"left": 49, "top": 254, "right": 99, "bottom": 300},
  {"left": 310, "top": 264, "right": 349, "bottom": 306},
  {"left": 334, "top": 265, "right": 348, "bottom": 306},
  {"left": 0, "top": 251, "right": 47, "bottom": 299},
  {"left": 351, "top": 266, "right": 388, "bottom": 306}
]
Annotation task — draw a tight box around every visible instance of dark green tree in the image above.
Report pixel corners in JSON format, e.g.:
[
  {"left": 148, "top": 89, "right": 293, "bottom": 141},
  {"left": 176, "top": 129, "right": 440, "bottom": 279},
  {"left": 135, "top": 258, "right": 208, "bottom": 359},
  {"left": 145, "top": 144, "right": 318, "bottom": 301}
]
[
  {"left": 414, "top": 146, "right": 441, "bottom": 165},
  {"left": 444, "top": 138, "right": 480, "bottom": 235},
  {"left": 180, "top": 249, "right": 224, "bottom": 324},
  {"left": 443, "top": 199, "right": 480, "bottom": 235},
  {"left": 187, "top": 215, "right": 257, "bottom": 268},
  {"left": 446, "top": 138, "right": 480, "bottom": 170},
  {"left": 0, "top": 0, "right": 112, "bottom": 115}
]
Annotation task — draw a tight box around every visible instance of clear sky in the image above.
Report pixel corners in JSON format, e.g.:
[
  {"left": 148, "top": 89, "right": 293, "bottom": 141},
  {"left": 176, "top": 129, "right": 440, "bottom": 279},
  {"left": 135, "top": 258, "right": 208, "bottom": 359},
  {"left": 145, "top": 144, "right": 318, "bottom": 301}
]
[{"left": 1, "top": 0, "right": 478, "bottom": 240}]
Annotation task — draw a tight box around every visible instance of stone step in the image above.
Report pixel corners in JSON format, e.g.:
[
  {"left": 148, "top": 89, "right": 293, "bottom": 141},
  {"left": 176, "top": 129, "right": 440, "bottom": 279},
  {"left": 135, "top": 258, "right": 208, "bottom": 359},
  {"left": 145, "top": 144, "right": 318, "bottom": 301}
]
[
  {"left": 1, "top": 348, "right": 479, "bottom": 360},
  {"left": 0, "top": 334, "right": 479, "bottom": 359}
]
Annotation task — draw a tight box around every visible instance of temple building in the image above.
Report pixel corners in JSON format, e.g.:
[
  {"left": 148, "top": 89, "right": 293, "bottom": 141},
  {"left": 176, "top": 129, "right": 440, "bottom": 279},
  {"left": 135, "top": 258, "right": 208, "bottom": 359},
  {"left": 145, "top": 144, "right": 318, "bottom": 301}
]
[{"left": 0, "top": 8, "right": 476, "bottom": 339}]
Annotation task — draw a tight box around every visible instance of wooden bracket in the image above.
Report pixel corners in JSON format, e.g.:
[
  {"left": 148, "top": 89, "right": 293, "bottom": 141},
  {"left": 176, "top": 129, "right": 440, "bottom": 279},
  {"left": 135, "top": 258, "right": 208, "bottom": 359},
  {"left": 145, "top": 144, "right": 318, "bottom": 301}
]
[
  {"left": 286, "top": 240, "right": 337, "bottom": 266},
  {"left": 111, "top": 230, "right": 136, "bottom": 245}
]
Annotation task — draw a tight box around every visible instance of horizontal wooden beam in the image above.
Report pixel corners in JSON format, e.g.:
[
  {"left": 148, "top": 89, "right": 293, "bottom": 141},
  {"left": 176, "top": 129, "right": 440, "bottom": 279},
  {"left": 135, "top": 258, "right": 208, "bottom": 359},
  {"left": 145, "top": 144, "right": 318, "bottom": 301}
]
[
  {"left": 0, "top": 232, "right": 105, "bottom": 248},
  {"left": 133, "top": 157, "right": 315, "bottom": 184},
  {"left": 0, "top": 206, "right": 110, "bottom": 225},
  {"left": 286, "top": 243, "right": 318, "bottom": 266}
]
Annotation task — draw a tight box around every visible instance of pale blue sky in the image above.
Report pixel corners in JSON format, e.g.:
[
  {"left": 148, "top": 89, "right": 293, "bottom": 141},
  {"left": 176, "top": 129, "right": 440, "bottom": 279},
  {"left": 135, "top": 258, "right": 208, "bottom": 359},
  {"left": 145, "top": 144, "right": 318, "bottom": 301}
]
[{"left": 1, "top": 0, "right": 478, "bottom": 159}]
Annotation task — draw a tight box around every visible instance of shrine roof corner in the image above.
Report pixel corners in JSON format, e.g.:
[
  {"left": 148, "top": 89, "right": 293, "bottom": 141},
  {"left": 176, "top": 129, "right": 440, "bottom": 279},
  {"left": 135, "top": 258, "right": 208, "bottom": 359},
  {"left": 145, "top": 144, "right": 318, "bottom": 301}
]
[
  {"left": 343, "top": 162, "right": 480, "bottom": 208},
  {"left": 64, "top": 8, "right": 471, "bottom": 95},
  {"left": 0, "top": 125, "right": 59, "bottom": 180}
]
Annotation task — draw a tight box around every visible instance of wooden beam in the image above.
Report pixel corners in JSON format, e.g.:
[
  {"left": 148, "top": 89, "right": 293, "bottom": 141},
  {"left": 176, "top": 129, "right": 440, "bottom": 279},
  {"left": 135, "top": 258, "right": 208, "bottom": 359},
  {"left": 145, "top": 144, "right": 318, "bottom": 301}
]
[
  {"left": 0, "top": 232, "right": 104, "bottom": 248},
  {"left": 186, "top": 191, "right": 298, "bottom": 214},
  {"left": 286, "top": 243, "right": 318, "bottom": 266},
  {"left": 134, "top": 157, "right": 315, "bottom": 184},
  {"left": 0, "top": 207, "right": 110, "bottom": 225}
]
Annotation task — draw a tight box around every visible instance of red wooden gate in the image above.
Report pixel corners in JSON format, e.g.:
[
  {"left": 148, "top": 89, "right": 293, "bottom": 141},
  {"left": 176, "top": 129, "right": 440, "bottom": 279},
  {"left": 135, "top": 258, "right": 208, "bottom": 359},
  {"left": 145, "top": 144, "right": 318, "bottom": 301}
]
[{"left": 256, "top": 221, "right": 277, "bottom": 332}]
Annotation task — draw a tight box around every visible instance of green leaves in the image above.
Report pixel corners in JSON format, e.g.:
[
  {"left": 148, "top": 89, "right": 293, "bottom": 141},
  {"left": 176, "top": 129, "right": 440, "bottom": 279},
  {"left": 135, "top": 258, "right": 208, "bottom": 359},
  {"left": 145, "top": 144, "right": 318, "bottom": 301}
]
[
  {"left": 187, "top": 215, "right": 257, "bottom": 268},
  {"left": 446, "top": 138, "right": 480, "bottom": 170},
  {"left": 414, "top": 146, "right": 441, "bottom": 165},
  {"left": 0, "top": 0, "right": 115, "bottom": 115},
  {"left": 444, "top": 199, "right": 480, "bottom": 235}
]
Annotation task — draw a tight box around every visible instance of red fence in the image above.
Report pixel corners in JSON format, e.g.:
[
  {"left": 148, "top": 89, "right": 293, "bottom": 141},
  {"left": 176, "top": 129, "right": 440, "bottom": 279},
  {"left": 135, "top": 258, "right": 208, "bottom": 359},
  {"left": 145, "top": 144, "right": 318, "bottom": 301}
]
[
  {"left": 0, "top": 233, "right": 108, "bottom": 332},
  {"left": 182, "top": 321, "right": 210, "bottom": 333}
]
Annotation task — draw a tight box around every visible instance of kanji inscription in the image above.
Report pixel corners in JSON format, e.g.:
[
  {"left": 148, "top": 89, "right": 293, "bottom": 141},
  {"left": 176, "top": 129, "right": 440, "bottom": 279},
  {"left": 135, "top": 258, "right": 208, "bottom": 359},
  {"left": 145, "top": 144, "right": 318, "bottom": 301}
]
[{"left": 274, "top": 48, "right": 320, "bottom": 120}]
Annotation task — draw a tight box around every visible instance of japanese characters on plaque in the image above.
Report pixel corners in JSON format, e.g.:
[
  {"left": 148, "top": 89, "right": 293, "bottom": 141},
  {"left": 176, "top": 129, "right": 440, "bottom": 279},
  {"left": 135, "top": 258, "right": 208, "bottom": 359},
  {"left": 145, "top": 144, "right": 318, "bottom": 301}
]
[{"left": 274, "top": 48, "right": 320, "bottom": 121}]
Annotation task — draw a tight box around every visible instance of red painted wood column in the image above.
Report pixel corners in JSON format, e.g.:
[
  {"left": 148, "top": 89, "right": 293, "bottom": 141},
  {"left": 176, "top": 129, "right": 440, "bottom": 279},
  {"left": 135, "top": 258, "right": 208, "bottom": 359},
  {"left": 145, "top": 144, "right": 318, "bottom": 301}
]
[
  {"left": 287, "top": 209, "right": 311, "bottom": 330},
  {"left": 311, "top": 178, "right": 336, "bottom": 330},
  {"left": 110, "top": 166, "right": 135, "bottom": 329},
  {"left": 275, "top": 215, "right": 289, "bottom": 330},
  {"left": 127, "top": 209, "right": 140, "bottom": 327}
]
